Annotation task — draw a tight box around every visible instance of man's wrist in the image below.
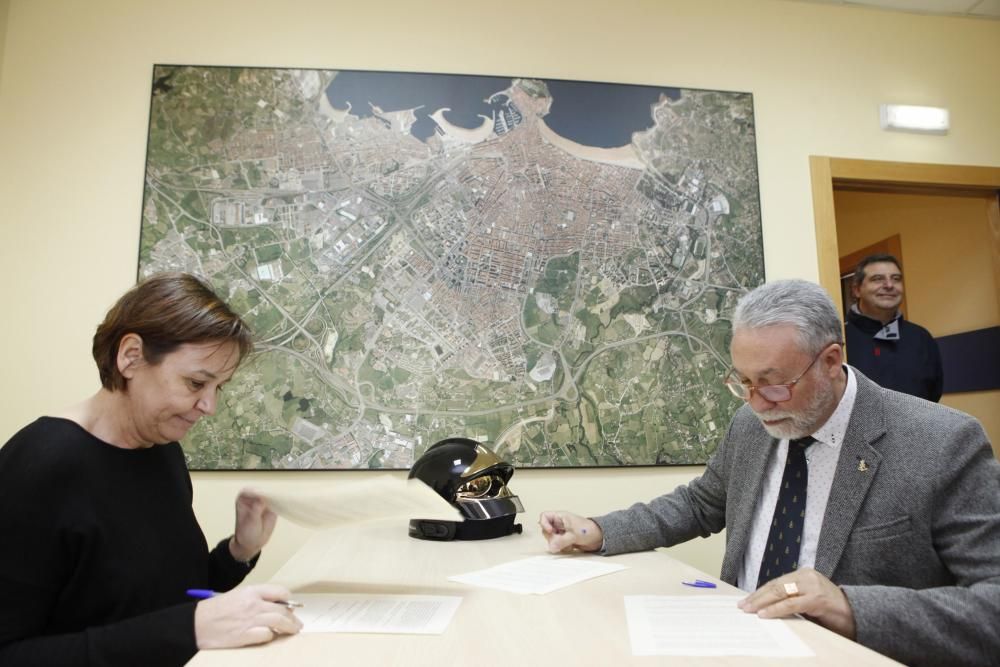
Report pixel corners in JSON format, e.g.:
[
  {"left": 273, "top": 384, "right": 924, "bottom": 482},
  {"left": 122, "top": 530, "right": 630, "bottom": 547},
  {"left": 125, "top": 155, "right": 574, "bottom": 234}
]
[
  {"left": 582, "top": 518, "right": 605, "bottom": 551},
  {"left": 834, "top": 585, "right": 858, "bottom": 640}
]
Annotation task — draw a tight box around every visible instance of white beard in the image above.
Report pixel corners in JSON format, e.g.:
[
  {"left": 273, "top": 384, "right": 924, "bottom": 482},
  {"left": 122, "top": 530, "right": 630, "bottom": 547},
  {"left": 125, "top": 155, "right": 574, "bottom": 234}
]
[{"left": 753, "top": 371, "right": 834, "bottom": 440}]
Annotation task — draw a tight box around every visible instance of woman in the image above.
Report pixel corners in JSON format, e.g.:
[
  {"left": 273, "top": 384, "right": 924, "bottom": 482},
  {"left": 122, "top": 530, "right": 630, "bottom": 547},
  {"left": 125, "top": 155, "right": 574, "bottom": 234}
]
[{"left": 0, "top": 273, "right": 302, "bottom": 666}]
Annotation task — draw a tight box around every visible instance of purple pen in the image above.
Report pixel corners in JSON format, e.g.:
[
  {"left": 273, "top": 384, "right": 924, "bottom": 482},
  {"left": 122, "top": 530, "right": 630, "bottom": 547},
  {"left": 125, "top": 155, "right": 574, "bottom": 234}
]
[
  {"left": 186, "top": 589, "right": 303, "bottom": 608},
  {"left": 186, "top": 588, "right": 215, "bottom": 599}
]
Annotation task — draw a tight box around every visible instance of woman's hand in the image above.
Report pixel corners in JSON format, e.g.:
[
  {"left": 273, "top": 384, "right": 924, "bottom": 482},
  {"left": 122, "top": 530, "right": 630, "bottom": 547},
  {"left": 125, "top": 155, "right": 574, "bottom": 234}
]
[
  {"left": 229, "top": 488, "right": 277, "bottom": 563},
  {"left": 194, "top": 584, "right": 303, "bottom": 649}
]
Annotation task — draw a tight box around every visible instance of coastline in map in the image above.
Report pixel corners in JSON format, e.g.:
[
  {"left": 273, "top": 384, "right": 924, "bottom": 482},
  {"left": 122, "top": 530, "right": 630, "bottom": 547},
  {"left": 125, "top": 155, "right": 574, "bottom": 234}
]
[
  {"left": 322, "top": 91, "right": 645, "bottom": 170},
  {"left": 318, "top": 89, "right": 351, "bottom": 123},
  {"left": 537, "top": 119, "right": 644, "bottom": 170},
  {"left": 429, "top": 109, "right": 494, "bottom": 143}
]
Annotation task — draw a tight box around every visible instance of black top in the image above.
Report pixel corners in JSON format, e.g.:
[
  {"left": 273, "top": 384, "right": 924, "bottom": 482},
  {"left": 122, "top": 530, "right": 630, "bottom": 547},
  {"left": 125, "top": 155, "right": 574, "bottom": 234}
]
[
  {"left": 0, "top": 417, "right": 255, "bottom": 666},
  {"left": 845, "top": 309, "right": 944, "bottom": 402}
]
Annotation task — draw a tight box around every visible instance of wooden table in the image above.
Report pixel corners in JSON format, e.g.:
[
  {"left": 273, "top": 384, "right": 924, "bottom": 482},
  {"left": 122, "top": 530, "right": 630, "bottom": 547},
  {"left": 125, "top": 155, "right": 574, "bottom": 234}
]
[{"left": 187, "top": 521, "right": 899, "bottom": 666}]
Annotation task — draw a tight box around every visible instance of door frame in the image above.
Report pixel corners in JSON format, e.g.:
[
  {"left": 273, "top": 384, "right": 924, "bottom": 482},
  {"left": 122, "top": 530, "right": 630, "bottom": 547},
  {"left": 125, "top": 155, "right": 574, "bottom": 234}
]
[{"left": 809, "top": 156, "right": 1000, "bottom": 321}]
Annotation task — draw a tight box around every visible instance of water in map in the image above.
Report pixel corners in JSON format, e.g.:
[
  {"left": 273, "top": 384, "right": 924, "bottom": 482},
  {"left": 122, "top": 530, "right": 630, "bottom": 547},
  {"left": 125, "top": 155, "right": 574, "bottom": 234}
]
[
  {"left": 326, "top": 71, "right": 512, "bottom": 142},
  {"left": 326, "top": 71, "right": 680, "bottom": 148},
  {"left": 543, "top": 79, "right": 680, "bottom": 148}
]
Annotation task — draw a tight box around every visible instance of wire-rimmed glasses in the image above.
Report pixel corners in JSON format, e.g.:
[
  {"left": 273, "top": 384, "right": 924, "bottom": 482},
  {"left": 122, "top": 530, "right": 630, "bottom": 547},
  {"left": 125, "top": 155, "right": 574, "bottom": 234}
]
[{"left": 723, "top": 344, "right": 834, "bottom": 403}]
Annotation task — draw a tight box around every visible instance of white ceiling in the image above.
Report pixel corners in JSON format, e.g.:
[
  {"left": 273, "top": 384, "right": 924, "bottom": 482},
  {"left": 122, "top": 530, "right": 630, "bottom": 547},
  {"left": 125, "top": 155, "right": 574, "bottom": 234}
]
[{"left": 784, "top": 0, "right": 1000, "bottom": 20}]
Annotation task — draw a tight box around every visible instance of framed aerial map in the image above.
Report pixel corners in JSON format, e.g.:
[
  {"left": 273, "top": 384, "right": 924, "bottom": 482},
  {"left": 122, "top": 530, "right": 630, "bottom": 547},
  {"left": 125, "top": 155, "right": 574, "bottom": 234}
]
[{"left": 139, "top": 65, "right": 764, "bottom": 470}]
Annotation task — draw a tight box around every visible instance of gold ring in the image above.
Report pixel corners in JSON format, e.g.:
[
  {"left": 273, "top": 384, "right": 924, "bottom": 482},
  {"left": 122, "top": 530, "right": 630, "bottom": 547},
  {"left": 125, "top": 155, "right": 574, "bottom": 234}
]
[{"left": 783, "top": 582, "right": 800, "bottom": 597}]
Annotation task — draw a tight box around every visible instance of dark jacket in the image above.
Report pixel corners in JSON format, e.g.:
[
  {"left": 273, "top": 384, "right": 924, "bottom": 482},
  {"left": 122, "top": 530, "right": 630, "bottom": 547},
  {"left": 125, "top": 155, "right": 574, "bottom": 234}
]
[{"left": 845, "top": 308, "right": 943, "bottom": 402}]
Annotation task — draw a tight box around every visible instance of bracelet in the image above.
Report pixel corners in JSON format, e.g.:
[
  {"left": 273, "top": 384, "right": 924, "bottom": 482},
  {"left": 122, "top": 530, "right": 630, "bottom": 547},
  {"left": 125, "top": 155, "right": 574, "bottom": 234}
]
[{"left": 235, "top": 553, "right": 256, "bottom": 566}]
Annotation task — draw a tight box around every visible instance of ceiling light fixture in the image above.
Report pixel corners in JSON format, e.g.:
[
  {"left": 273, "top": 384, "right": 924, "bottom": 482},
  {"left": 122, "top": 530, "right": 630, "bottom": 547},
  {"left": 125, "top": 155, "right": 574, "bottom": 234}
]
[{"left": 879, "top": 104, "right": 949, "bottom": 134}]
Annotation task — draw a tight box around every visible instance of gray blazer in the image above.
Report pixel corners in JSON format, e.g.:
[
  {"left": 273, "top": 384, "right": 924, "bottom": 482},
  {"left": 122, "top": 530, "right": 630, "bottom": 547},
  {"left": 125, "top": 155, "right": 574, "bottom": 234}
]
[{"left": 595, "top": 369, "right": 1000, "bottom": 666}]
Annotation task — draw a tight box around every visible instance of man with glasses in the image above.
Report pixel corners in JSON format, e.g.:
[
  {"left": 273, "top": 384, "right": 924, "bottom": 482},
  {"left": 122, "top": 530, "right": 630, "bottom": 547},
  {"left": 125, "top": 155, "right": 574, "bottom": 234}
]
[
  {"left": 540, "top": 279, "right": 999, "bottom": 666},
  {"left": 845, "top": 253, "right": 943, "bottom": 402}
]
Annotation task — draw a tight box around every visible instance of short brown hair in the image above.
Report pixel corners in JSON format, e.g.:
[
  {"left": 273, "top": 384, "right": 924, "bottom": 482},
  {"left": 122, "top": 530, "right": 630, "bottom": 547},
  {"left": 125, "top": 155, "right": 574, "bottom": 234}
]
[
  {"left": 93, "top": 273, "right": 254, "bottom": 391},
  {"left": 852, "top": 254, "right": 902, "bottom": 288}
]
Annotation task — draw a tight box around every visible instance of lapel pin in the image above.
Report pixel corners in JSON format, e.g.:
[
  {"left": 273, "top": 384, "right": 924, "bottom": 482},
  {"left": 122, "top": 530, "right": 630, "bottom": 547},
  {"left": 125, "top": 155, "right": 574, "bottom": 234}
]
[{"left": 857, "top": 459, "right": 869, "bottom": 472}]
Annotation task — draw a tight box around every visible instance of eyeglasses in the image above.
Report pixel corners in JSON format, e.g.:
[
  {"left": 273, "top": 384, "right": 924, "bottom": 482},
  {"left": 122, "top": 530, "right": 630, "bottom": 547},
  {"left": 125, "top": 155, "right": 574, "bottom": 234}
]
[{"left": 723, "top": 344, "right": 834, "bottom": 403}]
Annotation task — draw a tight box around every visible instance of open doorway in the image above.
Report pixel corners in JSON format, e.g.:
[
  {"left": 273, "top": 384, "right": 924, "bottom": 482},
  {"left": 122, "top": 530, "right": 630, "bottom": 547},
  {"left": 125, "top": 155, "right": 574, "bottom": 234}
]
[{"left": 809, "top": 157, "right": 1000, "bottom": 453}]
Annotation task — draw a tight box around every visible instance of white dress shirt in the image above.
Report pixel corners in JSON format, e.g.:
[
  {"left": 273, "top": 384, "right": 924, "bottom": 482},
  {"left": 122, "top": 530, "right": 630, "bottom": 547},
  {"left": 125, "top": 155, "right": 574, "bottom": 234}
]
[{"left": 738, "top": 366, "right": 858, "bottom": 591}]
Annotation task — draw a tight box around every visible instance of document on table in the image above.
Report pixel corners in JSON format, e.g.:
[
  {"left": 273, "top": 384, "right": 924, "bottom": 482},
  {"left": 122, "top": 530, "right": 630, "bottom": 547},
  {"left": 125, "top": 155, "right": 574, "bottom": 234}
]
[
  {"left": 624, "top": 595, "right": 814, "bottom": 657},
  {"left": 448, "top": 555, "right": 626, "bottom": 594},
  {"left": 294, "top": 593, "right": 462, "bottom": 635},
  {"left": 255, "top": 475, "right": 462, "bottom": 528}
]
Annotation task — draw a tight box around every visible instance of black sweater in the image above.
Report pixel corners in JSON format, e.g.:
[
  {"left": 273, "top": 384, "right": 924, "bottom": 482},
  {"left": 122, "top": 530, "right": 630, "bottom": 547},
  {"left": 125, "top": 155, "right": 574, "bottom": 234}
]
[
  {"left": 845, "top": 309, "right": 944, "bottom": 403},
  {"left": 0, "top": 417, "right": 254, "bottom": 666}
]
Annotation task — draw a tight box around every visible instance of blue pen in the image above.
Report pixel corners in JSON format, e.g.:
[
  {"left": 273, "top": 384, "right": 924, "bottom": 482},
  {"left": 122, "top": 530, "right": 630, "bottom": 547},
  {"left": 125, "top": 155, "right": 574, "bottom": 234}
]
[
  {"left": 186, "top": 589, "right": 303, "bottom": 608},
  {"left": 681, "top": 579, "right": 717, "bottom": 588}
]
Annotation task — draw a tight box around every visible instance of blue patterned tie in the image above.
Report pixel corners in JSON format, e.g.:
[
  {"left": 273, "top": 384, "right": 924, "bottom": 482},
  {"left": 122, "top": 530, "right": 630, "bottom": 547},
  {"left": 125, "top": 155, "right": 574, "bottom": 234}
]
[{"left": 757, "top": 436, "right": 815, "bottom": 589}]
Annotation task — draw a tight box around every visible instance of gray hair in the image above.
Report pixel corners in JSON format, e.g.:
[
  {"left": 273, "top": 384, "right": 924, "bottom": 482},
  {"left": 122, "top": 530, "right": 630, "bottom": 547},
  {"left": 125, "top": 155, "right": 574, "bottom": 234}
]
[{"left": 732, "top": 279, "right": 843, "bottom": 355}]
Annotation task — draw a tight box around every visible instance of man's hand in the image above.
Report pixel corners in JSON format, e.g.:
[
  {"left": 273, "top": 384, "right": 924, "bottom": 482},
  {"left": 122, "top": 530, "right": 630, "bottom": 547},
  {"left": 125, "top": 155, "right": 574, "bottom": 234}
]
[
  {"left": 538, "top": 511, "right": 603, "bottom": 553},
  {"left": 738, "top": 568, "right": 857, "bottom": 639},
  {"left": 194, "top": 584, "right": 303, "bottom": 649},
  {"left": 230, "top": 488, "right": 277, "bottom": 563}
]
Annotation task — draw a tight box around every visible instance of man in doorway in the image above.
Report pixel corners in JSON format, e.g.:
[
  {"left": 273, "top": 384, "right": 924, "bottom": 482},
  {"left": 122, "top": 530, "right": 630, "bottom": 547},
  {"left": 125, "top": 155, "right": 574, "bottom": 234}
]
[
  {"left": 540, "top": 280, "right": 999, "bottom": 666},
  {"left": 845, "top": 253, "right": 943, "bottom": 402}
]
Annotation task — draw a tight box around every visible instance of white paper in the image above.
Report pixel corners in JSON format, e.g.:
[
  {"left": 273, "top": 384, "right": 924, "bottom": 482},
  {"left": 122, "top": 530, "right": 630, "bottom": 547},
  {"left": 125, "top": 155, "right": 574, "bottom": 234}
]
[
  {"left": 294, "top": 593, "right": 462, "bottom": 634},
  {"left": 256, "top": 476, "right": 462, "bottom": 528},
  {"left": 448, "top": 555, "right": 626, "bottom": 594},
  {"left": 624, "top": 595, "right": 814, "bottom": 657}
]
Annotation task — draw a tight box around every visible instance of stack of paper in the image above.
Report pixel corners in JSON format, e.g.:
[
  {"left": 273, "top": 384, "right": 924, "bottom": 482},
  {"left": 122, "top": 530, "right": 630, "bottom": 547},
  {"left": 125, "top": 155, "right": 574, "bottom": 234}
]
[
  {"left": 294, "top": 594, "right": 462, "bottom": 634},
  {"left": 624, "top": 595, "right": 814, "bottom": 657}
]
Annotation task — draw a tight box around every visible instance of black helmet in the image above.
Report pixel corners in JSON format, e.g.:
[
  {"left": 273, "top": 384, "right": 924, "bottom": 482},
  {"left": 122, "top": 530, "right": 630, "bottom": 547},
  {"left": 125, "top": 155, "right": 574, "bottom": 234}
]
[{"left": 408, "top": 437, "right": 524, "bottom": 541}]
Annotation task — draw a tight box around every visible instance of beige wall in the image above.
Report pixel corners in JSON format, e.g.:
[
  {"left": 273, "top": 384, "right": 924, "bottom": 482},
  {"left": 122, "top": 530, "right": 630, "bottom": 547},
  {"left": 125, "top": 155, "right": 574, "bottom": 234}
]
[
  {"left": 0, "top": 0, "right": 8, "bottom": 92},
  {"left": 835, "top": 189, "right": 1000, "bottom": 450},
  {"left": 1, "top": 0, "right": 999, "bottom": 582}
]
